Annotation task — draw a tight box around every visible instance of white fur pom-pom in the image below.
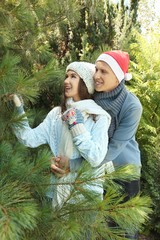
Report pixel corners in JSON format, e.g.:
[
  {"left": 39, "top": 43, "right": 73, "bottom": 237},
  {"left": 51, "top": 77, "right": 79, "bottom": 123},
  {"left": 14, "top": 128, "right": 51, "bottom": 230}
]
[{"left": 124, "top": 73, "right": 132, "bottom": 81}]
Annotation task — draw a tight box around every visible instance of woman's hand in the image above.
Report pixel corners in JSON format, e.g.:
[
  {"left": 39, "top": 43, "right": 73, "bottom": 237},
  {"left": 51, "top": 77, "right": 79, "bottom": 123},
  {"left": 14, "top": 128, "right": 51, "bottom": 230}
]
[
  {"left": 6, "top": 94, "right": 23, "bottom": 107},
  {"left": 13, "top": 94, "right": 23, "bottom": 107},
  {"left": 62, "top": 108, "right": 84, "bottom": 129},
  {"left": 4, "top": 94, "right": 24, "bottom": 114},
  {"left": 2, "top": 94, "right": 23, "bottom": 111}
]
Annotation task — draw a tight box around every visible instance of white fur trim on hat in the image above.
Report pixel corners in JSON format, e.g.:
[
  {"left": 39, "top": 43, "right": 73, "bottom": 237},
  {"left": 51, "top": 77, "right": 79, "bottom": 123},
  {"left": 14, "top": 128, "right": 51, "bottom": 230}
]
[
  {"left": 96, "top": 54, "right": 125, "bottom": 82},
  {"left": 66, "top": 62, "right": 95, "bottom": 94}
]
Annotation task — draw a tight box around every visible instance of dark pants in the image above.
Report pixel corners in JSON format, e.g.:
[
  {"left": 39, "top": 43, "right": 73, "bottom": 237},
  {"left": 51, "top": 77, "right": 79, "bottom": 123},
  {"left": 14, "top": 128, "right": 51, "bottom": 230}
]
[{"left": 104, "top": 180, "right": 140, "bottom": 240}]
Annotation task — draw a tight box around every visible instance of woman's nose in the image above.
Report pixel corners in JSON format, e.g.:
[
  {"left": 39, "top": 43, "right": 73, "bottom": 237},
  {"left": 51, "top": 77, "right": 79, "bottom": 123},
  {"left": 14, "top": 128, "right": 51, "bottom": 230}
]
[{"left": 64, "top": 77, "right": 69, "bottom": 83}]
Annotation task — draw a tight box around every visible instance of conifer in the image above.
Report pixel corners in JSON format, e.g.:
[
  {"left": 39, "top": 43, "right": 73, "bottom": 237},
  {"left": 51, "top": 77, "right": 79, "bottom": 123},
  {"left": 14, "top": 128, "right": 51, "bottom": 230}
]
[{"left": 0, "top": 1, "right": 153, "bottom": 239}]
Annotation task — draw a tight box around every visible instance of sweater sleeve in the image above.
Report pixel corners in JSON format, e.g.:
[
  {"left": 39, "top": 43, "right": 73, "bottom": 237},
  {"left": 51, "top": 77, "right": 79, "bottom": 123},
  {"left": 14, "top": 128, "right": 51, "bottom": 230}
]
[
  {"left": 13, "top": 107, "right": 59, "bottom": 148},
  {"left": 101, "top": 97, "right": 142, "bottom": 164},
  {"left": 71, "top": 115, "right": 110, "bottom": 168}
]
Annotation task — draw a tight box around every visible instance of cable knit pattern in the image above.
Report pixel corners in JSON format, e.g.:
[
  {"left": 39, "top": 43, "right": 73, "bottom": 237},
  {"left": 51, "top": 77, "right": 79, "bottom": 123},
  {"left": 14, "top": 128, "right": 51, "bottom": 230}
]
[
  {"left": 94, "top": 80, "right": 128, "bottom": 138},
  {"left": 13, "top": 102, "right": 111, "bottom": 202}
]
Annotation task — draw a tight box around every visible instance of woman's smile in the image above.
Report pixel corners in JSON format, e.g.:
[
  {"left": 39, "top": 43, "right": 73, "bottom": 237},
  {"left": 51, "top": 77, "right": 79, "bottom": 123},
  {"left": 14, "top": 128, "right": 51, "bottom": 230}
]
[
  {"left": 64, "top": 85, "right": 71, "bottom": 91},
  {"left": 64, "top": 70, "right": 81, "bottom": 101}
]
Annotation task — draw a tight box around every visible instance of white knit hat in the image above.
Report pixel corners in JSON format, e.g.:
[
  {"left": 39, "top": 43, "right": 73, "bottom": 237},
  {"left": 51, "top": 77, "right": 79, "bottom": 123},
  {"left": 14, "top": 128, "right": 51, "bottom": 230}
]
[
  {"left": 66, "top": 61, "right": 95, "bottom": 94},
  {"left": 96, "top": 50, "right": 132, "bottom": 83}
]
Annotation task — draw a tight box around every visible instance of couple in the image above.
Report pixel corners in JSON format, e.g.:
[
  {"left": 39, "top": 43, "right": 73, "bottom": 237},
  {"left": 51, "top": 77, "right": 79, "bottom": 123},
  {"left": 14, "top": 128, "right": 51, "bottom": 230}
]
[{"left": 12, "top": 50, "right": 142, "bottom": 239}]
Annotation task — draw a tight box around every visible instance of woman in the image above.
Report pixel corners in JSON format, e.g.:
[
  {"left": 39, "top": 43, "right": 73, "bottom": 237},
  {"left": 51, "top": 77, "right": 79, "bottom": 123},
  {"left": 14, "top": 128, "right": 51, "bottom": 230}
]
[{"left": 12, "top": 61, "right": 111, "bottom": 208}]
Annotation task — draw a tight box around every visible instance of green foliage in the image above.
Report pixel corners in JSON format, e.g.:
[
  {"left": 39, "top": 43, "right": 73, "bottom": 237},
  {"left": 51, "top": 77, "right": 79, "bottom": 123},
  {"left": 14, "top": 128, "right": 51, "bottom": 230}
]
[
  {"left": 58, "top": 0, "right": 140, "bottom": 62},
  {"left": 127, "top": 27, "right": 160, "bottom": 235},
  {"left": 0, "top": 0, "right": 81, "bottom": 71},
  {"left": 22, "top": 163, "right": 152, "bottom": 240},
  {"left": 0, "top": 178, "right": 38, "bottom": 240},
  {"left": 0, "top": 0, "right": 155, "bottom": 238}
]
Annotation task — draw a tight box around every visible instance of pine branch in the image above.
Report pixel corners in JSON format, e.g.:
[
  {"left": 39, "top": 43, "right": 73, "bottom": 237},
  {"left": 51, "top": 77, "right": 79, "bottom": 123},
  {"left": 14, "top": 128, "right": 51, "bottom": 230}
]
[{"left": 42, "top": 15, "right": 67, "bottom": 27}]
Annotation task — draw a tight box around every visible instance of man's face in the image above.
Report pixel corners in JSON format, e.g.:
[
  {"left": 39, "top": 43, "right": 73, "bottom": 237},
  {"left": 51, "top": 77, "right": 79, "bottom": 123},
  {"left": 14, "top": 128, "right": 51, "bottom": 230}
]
[{"left": 94, "top": 61, "right": 119, "bottom": 92}]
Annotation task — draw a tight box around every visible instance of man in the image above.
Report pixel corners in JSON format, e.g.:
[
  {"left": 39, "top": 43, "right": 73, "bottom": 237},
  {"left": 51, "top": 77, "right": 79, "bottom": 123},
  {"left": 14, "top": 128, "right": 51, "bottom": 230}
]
[{"left": 93, "top": 50, "right": 142, "bottom": 239}]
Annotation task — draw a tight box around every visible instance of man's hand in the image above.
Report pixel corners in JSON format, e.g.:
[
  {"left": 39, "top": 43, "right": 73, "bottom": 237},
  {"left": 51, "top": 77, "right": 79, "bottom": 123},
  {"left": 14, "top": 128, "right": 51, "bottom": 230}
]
[
  {"left": 50, "top": 164, "right": 69, "bottom": 177},
  {"left": 50, "top": 155, "right": 70, "bottom": 177},
  {"left": 54, "top": 155, "right": 70, "bottom": 170}
]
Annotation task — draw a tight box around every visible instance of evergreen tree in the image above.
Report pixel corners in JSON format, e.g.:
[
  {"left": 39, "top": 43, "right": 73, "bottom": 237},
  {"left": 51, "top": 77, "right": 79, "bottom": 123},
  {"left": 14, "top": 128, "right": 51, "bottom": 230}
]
[
  {"left": 57, "top": 0, "right": 140, "bottom": 62},
  {"left": 127, "top": 26, "right": 160, "bottom": 237},
  {"left": 0, "top": 1, "right": 153, "bottom": 239},
  {"left": 130, "top": 0, "right": 140, "bottom": 25}
]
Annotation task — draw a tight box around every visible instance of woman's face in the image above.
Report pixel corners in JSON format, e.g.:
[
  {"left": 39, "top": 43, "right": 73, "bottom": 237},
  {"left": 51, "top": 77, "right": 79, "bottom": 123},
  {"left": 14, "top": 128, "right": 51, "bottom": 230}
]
[
  {"left": 64, "top": 70, "right": 81, "bottom": 101},
  {"left": 94, "top": 61, "right": 119, "bottom": 92}
]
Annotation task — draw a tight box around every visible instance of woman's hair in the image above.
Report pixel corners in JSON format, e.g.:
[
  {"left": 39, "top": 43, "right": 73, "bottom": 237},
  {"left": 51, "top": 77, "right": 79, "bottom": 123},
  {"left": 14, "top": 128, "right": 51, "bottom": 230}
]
[{"left": 60, "top": 77, "right": 93, "bottom": 113}]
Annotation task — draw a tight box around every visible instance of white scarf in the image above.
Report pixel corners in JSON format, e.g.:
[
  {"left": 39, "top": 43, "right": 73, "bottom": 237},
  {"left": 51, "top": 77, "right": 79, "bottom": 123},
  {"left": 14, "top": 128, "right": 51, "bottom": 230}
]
[
  {"left": 52, "top": 98, "right": 111, "bottom": 209},
  {"left": 58, "top": 98, "right": 111, "bottom": 159}
]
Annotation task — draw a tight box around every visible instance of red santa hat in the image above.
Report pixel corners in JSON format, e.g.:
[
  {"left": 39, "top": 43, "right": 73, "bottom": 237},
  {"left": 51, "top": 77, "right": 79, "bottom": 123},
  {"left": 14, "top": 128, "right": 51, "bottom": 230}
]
[{"left": 96, "top": 50, "right": 132, "bottom": 82}]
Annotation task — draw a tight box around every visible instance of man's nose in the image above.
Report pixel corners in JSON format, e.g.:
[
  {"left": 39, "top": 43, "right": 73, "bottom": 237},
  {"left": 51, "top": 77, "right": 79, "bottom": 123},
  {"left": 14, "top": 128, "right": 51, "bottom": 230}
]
[{"left": 94, "top": 71, "right": 100, "bottom": 80}]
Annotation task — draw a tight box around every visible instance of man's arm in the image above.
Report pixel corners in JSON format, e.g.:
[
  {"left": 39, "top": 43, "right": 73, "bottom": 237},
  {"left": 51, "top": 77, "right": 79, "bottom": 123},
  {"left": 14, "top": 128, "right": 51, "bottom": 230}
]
[{"left": 100, "top": 104, "right": 142, "bottom": 164}]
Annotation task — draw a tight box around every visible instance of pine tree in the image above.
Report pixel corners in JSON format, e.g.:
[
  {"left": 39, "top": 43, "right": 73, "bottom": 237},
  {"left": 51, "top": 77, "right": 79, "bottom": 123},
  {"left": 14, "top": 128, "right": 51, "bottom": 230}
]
[
  {"left": 130, "top": 0, "right": 140, "bottom": 25},
  {"left": 57, "top": 0, "right": 140, "bottom": 62},
  {"left": 127, "top": 26, "right": 160, "bottom": 236},
  {"left": 0, "top": 1, "right": 153, "bottom": 239}
]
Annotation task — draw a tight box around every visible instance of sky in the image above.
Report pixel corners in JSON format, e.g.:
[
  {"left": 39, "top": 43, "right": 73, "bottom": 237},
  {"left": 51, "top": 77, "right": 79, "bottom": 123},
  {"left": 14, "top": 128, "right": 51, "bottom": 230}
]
[
  {"left": 111, "top": 0, "right": 160, "bottom": 29},
  {"left": 111, "top": 0, "right": 160, "bottom": 17},
  {"left": 154, "top": 0, "right": 160, "bottom": 16}
]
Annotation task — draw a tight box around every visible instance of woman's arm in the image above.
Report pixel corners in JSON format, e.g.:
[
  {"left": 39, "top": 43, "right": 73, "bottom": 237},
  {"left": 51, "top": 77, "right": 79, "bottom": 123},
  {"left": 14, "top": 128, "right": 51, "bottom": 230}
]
[
  {"left": 62, "top": 108, "right": 110, "bottom": 168},
  {"left": 72, "top": 115, "right": 110, "bottom": 167},
  {"left": 12, "top": 95, "right": 59, "bottom": 148},
  {"left": 14, "top": 114, "right": 51, "bottom": 148}
]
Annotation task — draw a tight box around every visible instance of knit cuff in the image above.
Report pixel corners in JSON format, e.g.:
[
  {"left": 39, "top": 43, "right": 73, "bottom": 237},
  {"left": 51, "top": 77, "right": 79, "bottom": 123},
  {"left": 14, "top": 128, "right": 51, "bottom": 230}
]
[
  {"left": 16, "top": 104, "right": 24, "bottom": 114},
  {"left": 70, "top": 123, "right": 86, "bottom": 137}
]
